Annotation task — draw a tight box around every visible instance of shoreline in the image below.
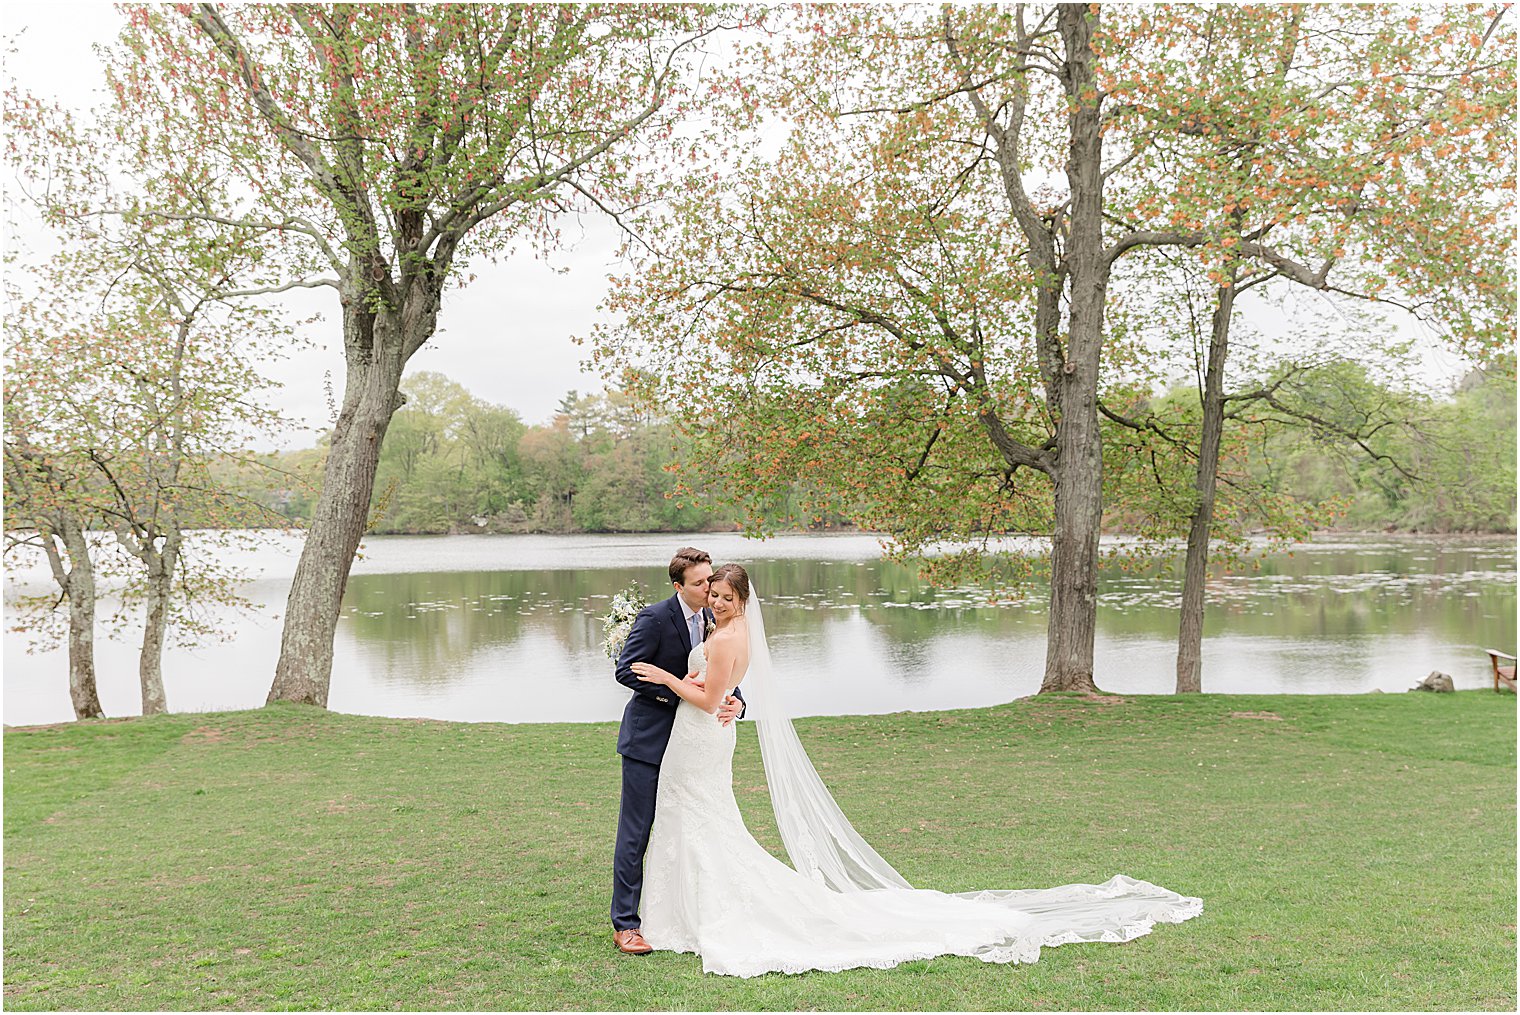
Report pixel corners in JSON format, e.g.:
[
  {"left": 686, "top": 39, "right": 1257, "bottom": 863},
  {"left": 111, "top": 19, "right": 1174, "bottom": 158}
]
[
  {"left": 6, "top": 686, "right": 1510, "bottom": 734},
  {"left": 304, "top": 525, "right": 1520, "bottom": 538},
  {"left": 7, "top": 525, "right": 1512, "bottom": 539}
]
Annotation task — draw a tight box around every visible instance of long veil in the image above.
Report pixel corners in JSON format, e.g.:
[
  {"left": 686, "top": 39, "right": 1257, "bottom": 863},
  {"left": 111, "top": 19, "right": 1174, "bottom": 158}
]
[
  {"left": 740, "top": 586, "right": 912, "bottom": 892},
  {"left": 742, "top": 588, "right": 1202, "bottom": 943}
]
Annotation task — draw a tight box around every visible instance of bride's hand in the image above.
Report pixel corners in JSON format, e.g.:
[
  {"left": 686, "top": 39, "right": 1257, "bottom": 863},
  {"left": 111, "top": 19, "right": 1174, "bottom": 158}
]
[{"left": 630, "top": 662, "right": 674, "bottom": 686}]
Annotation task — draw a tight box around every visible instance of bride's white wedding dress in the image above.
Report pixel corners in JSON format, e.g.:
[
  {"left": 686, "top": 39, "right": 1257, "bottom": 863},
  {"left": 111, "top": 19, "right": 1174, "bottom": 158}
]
[{"left": 639, "top": 639, "right": 1202, "bottom": 978}]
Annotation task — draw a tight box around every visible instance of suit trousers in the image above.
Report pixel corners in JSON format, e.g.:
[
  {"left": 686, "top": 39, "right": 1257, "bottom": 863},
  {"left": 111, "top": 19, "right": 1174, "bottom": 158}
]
[{"left": 610, "top": 753, "right": 661, "bottom": 929}]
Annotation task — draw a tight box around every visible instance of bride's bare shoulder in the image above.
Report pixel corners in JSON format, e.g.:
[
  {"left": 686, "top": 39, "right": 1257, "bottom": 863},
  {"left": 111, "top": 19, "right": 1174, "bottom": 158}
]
[
  {"left": 710, "top": 622, "right": 749, "bottom": 655},
  {"left": 726, "top": 620, "right": 751, "bottom": 657}
]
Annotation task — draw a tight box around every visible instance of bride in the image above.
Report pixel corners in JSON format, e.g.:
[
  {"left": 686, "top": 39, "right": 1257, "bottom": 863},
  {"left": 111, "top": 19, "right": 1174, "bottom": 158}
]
[{"left": 628, "top": 563, "right": 1201, "bottom": 978}]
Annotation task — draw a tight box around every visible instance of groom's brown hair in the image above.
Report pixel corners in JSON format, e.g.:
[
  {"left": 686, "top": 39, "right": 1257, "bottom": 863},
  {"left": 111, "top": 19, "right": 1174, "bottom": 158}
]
[{"left": 669, "top": 547, "right": 712, "bottom": 585}]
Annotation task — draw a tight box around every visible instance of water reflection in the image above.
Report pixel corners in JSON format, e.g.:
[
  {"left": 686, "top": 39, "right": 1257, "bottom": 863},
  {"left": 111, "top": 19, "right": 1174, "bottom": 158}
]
[
  {"left": 324, "top": 537, "right": 1513, "bottom": 723},
  {"left": 3, "top": 533, "right": 1514, "bottom": 726}
]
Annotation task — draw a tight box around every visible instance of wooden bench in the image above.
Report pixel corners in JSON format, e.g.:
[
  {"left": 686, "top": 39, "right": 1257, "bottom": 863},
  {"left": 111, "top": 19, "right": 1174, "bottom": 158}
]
[{"left": 1485, "top": 649, "right": 1516, "bottom": 693}]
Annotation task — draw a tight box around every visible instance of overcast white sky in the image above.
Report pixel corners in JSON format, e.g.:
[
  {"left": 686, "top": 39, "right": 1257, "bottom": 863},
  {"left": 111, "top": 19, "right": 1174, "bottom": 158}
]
[{"left": 4, "top": 3, "right": 1482, "bottom": 453}]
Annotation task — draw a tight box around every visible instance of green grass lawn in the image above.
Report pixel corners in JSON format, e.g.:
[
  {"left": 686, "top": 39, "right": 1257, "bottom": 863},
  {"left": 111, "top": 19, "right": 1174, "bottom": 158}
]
[{"left": 4, "top": 691, "right": 1514, "bottom": 1011}]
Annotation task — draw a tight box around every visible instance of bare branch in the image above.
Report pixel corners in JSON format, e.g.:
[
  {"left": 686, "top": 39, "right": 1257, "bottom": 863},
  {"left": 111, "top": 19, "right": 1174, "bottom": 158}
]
[{"left": 216, "top": 277, "right": 342, "bottom": 299}]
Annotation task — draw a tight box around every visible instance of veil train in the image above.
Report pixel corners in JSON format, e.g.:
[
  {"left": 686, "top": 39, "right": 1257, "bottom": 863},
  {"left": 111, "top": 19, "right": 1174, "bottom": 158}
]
[{"left": 741, "top": 587, "right": 1202, "bottom": 948}]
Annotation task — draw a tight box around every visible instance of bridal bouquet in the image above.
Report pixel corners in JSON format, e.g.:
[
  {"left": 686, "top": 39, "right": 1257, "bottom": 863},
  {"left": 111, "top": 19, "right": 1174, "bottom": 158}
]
[{"left": 602, "top": 583, "right": 649, "bottom": 659}]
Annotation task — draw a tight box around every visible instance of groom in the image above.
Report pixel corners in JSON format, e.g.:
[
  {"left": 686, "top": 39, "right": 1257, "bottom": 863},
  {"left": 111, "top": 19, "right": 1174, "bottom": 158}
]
[{"left": 610, "top": 546, "right": 744, "bottom": 955}]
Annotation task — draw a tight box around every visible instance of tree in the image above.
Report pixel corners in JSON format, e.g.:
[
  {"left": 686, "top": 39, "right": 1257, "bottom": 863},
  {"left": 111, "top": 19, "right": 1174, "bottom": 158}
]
[
  {"left": 597, "top": 4, "right": 1193, "bottom": 691},
  {"left": 95, "top": 270, "right": 290, "bottom": 714},
  {"left": 5, "top": 63, "right": 297, "bottom": 712},
  {"left": 594, "top": 6, "right": 1082, "bottom": 688},
  {"left": 284, "top": 380, "right": 719, "bottom": 536},
  {"left": 1098, "top": 3, "right": 1514, "bottom": 690},
  {"left": 1252, "top": 363, "right": 1516, "bottom": 534},
  {"left": 11, "top": 4, "right": 753, "bottom": 707},
  {"left": 454, "top": 399, "right": 527, "bottom": 519},
  {"left": 593, "top": 2, "right": 1514, "bottom": 693},
  {"left": 568, "top": 391, "right": 706, "bottom": 532},
  {"left": 518, "top": 415, "right": 583, "bottom": 532},
  {"left": 371, "top": 371, "right": 471, "bottom": 532},
  {"left": 2, "top": 213, "right": 290, "bottom": 715},
  {"left": 2, "top": 418, "right": 108, "bottom": 720}
]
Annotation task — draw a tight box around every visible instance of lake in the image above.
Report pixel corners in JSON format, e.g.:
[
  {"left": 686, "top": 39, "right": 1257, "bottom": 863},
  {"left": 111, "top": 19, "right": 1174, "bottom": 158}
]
[{"left": 3, "top": 531, "right": 1515, "bottom": 727}]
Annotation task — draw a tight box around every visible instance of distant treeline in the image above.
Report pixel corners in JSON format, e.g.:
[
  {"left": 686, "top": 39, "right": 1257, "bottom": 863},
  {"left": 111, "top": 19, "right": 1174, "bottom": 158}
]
[
  {"left": 213, "top": 374, "right": 849, "bottom": 536},
  {"left": 1256, "top": 366, "right": 1515, "bottom": 533},
  {"left": 215, "top": 369, "right": 1515, "bottom": 537}
]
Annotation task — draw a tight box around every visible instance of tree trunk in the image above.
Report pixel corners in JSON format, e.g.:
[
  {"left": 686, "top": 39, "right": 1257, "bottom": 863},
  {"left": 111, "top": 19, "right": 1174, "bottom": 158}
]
[
  {"left": 1043, "top": 417, "right": 1104, "bottom": 694},
  {"left": 268, "top": 308, "right": 411, "bottom": 706},
  {"left": 1040, "top": 3, "right": 1108, "bottom": 695},
  {"left": 1176, "top": 13, "right": 1300, "bottom": 691},
  {"left": 56, "top": 517, "right": 105, "bottom": 720},
  {"left": 137, "top": 533, "right": 180, "bottom": 715},
  {"left": 138, "top": 564, "right": 170, "bottom": 715},
  {"left": 1175, "top": 279, "right": 1236, "bottom": 694}
]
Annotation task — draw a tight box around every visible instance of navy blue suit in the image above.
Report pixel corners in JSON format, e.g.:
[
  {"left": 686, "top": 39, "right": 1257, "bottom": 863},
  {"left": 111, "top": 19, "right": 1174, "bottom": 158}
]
[{"left": 610, "top": 593, "right": 744, "bottom": 930}]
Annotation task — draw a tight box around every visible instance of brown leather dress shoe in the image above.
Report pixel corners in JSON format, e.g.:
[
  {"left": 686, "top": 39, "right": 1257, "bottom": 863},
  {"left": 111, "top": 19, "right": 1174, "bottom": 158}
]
[{"left": 613, "top": 928, "right": 653, "bottom": 955}]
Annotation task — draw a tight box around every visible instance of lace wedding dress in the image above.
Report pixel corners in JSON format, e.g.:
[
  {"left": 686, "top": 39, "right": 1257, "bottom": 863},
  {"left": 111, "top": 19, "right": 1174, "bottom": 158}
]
[{"left": 639, "top": 635, "right": 1202, "bottom": 978}]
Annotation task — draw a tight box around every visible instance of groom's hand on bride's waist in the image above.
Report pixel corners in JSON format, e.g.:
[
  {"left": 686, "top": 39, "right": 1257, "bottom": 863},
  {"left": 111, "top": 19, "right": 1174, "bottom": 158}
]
[
  {"left": 715, "top": 693, "right": 742, "bottom": 727},
  {"left": 679, "top": 674, "right": 741, "bottom": 725}
]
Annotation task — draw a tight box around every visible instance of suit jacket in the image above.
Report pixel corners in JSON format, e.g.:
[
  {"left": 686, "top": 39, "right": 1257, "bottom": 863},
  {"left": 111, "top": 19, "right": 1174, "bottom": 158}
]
[{"left": 615, "top": 593, "right": 744, "bottom": 764}]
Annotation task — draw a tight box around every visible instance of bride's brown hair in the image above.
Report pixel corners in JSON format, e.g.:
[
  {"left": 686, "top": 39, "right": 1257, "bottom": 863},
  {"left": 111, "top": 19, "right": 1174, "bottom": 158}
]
[{"left": 708, "top": 563, "right": 750, "bottom": 607}]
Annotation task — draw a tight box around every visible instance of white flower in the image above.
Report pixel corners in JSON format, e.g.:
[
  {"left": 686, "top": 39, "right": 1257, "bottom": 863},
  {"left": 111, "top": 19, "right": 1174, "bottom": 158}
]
[{"left": 602, "top": 582, "right": 650, "bottom": 659}]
